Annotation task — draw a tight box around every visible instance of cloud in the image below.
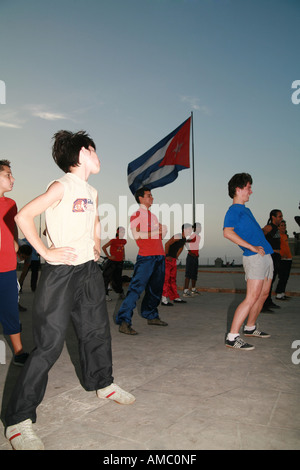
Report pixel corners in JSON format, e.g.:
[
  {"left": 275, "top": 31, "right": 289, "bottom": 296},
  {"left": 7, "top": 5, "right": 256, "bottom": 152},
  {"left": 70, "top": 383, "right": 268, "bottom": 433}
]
[
  {"left": 29, "top": 106, "right": 69, "bottom": 121},
  {"left": 0, "top": 109, "right": 25, "bottom": 129},
  {"left": 34, "top": 111, "right": 68, "bottom": 120},
  {"left": 0, "top": 105, "right": 70, "bottom": 130},
  {"left": 0, "top": 120, "right": 22, "bottom": 129}
]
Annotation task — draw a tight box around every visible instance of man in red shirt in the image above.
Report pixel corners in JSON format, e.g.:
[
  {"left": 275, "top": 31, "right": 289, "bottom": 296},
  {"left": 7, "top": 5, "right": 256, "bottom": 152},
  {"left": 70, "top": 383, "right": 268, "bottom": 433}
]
[
  {"left": 0, "top": 160, "right": 28, "bottom": 366},
  {"left": 116, "top": 187, "right": 168, "bottom": 334},
  {"left": 102, "top": 226, "right": 127, "bottom": 300}
]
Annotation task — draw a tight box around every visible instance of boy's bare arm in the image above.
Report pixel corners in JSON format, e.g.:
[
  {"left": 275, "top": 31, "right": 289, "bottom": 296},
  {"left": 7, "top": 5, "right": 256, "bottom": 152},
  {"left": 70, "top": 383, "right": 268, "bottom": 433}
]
[{"left": 15, "top": 182, "right": 77, "bottom": 265}]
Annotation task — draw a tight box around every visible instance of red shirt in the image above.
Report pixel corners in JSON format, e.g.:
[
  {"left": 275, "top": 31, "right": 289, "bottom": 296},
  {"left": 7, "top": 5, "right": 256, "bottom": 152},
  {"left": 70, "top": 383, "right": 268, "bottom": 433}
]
[
  {"left": 0, "top": 197, "right": 17, "bottom": 272},
  {"left": 109, "top": 238, "right": 127, "bottom": 261},
  {"left": 130, "top": 207, "right": 165, "bottom": 257}
]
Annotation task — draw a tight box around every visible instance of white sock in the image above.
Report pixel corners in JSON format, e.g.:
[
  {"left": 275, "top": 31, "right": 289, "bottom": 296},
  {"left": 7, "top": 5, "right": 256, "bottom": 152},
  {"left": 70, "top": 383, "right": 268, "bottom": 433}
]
[
  {"left": 244, "top": 325, "right": 255, "bottom": 331},
  {"left": 184, "top": 289, "right": 189, "bottom": 293},
  {"left": 227, "top": 333, "right": 239, "bottom": 341},
  {"left": 161, "top": 296, "right": 168, "bottom": 304}
]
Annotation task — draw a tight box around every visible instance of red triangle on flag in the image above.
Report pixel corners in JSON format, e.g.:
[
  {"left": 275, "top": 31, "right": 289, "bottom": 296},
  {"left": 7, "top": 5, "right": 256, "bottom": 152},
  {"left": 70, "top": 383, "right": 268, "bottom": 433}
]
[{"left": 159, "top": 117, "right": 191, "bottom": 168}]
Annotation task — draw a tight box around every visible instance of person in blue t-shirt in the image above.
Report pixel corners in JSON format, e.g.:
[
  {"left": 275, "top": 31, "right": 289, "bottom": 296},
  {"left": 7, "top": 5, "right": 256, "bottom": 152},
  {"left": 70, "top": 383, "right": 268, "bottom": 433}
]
[{"left": 223, "top": 173, "right": 273, "bottom": 351}]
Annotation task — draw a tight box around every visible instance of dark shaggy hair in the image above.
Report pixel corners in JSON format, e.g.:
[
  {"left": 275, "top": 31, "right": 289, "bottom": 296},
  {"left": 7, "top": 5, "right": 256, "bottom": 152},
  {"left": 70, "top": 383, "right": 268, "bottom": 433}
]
[
  {"left": 0, "top": 159, "right": 11, "bottom": 171},
  {"left": 228, "top": 173, "right": 252, "bottom": 199},
  {"left": 52, "top": 130, "right": 96, "bottom": 173}
]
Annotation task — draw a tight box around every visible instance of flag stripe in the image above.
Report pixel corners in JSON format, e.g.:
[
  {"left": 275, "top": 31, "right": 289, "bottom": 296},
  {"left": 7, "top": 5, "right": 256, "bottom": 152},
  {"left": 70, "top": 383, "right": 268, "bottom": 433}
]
[
  {"left": 127, "top": 117, "right": 191, "bottom": 195},
  {"left": 142, "top": 164, "right": 176, "bottom": 186},
  {"left": 127, "top": 140, "right": 171, "bottom": 187}
]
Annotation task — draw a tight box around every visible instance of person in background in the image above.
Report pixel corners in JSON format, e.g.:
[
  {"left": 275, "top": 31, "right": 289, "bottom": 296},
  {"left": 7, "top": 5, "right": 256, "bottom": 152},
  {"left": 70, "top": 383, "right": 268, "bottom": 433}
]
[
  {"left": 102, "top": 226, "right": 126, "bottom": 301},
  {"left": 183, "top": 222, "right": 202, "bottom": 297},
  {"left": 161, "top": 223, "right": 192, "bottom": 306},
  {"left": 0, "top": 159, "right": 29, "bottom": 366},
  {"left": 19, "top": 238, "right": 40, "bottom": 292},
  {"left": 116, "top": 187, "right": 168, "bottom": 335},
  {"left": 275, "top": 220, "right": 292, "bottom": 300},
  {"left": 262, "top": 209, "right": 283, "bottom": 312},
  {"left": 17, "top": 243, "right": 32, "bottom": 312}
]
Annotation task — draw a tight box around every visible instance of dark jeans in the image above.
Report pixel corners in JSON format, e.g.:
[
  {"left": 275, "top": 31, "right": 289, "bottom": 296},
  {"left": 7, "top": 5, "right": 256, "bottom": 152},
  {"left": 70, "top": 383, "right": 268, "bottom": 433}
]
[
  {"left": 116, "top": 255, "right": 165, "bottom": 326},
  {"left": 5, "top": 261, "right": 113, "bottom": 426}
]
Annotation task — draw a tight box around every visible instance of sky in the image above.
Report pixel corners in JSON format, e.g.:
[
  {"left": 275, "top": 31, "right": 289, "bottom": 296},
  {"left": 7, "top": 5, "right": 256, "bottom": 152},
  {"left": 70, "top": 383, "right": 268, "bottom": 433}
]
[{"left": 0, "top": 0, "right": 299, "bottom": 264}]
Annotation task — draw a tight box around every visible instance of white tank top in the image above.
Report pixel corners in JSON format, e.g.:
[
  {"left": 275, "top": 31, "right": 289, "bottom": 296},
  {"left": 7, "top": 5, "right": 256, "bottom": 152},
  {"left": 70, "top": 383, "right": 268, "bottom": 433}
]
[{"left": 45, "top": 172, "right": 98, "bottom": 265}]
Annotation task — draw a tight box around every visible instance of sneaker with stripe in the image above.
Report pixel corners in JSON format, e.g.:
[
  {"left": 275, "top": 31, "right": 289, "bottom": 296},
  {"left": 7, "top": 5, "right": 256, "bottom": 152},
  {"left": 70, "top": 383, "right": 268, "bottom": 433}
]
[
  {"left": 243, "top": 326, "right": 271, "bottom": 338},
  {"left": 6, "top": 419, "right": 44, "bottom": 450},
  {"left": 96, "top": 383, "right": 135, "bottom": 405},
  {"left": 225, "top": 335, "right": 255, "bottom": 350}
]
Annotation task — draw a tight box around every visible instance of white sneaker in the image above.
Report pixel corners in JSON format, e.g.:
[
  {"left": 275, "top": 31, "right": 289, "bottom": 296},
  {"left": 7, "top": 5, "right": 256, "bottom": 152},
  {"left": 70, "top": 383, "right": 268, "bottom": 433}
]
[
  {"left": 96, "top": 383, "right": 135, "bottom": 405},
  {"left": 183, "top": 290, "right": 191, "bottom": 297},
  {"left": 6, "top": 419, "right": 44, "bottom": 450},
  {"left": 191, "top": 289, "right": 200, "bottom": 296}
]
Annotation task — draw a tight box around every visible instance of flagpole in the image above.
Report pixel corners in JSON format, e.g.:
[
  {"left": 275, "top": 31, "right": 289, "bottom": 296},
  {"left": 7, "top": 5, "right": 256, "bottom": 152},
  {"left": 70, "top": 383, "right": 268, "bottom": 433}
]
[{"left": 191, "top": 111, "right": 195, "bottom": 225}]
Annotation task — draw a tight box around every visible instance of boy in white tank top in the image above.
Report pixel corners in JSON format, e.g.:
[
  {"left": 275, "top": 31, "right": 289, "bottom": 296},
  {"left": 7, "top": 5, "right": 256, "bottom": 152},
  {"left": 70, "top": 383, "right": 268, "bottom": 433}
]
[{"left": 5, "top": 131, "right": 135, "bottom": 450}]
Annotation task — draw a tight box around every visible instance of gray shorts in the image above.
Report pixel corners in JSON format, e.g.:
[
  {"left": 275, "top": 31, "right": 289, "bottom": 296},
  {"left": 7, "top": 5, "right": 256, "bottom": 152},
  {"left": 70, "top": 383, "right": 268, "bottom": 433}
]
[{"left": 243, "top": 254, "right": 274, "bottom": 281}]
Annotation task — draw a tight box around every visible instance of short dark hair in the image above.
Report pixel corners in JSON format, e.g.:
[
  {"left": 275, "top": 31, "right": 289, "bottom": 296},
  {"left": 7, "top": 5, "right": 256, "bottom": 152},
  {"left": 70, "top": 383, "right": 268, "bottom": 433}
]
[
  {"left": 228, "top": 173, "right": 252, "bottom": 199},
  {"left": 134, "top": 187, "right": 151, "bottom": 204},
  {"left": 52, "top": 130, "right": 96, "bottom": 173},
  {"left": 267, "top": 209, "right": 282, "bottom": 225},
  {"left": 116, "top": 226, "right": 125, "bottom": 237},
  {"left": 181, "top": 223, "right": 192, "bottom": 232},
  {"left": 193, "top": 222, "right": 201, "bottom": 232},
  {"left": 0, "top": 159, "right": 11, "bottom": 171}
]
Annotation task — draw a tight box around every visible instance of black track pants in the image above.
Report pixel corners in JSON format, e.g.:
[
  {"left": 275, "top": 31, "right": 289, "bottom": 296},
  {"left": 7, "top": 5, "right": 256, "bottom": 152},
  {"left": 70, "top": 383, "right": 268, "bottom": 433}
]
[{"left": 5, "top": 260, "right": 113, "bottom": 426}]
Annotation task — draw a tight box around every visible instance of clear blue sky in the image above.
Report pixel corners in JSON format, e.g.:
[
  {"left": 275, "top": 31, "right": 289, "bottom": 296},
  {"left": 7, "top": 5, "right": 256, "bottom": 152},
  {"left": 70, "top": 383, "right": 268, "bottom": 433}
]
[{"left": 1, "top": 0, "right": 299, "bottom": 263}]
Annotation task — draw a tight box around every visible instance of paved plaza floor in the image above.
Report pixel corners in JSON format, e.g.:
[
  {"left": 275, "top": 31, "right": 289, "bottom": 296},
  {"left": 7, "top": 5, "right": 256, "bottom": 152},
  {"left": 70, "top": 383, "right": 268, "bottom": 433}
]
[{"left": 1, "top": 267, "right": 299, "bottom": 451}]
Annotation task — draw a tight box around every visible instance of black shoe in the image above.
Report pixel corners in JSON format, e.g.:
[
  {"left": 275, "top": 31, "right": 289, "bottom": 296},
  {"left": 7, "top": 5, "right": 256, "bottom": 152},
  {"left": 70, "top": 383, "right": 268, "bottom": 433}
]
[
  {"left": 243, "top": 326, "right": 271, "bottom": 338},
  {"left": 173, "top": 299, "right": 187, "bottom": 303},
  {"left": 261, "top": 307, "right": 274, "bottom": 313},
  {"left": 225, "top": 336, "right": 255, "bottom": 350},
  {"left": 268, "top": 301, "right": 280, "bottom": 309},
  {"left": 161, "top": 301, "right": 173, "bottom": 306}
]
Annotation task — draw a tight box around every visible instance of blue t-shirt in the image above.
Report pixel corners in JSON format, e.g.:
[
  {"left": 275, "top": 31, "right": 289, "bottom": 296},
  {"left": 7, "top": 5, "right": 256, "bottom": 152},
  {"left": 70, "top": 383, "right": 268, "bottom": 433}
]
[{"left": 223, "top": 204, "right": 273, "bottom": 257}]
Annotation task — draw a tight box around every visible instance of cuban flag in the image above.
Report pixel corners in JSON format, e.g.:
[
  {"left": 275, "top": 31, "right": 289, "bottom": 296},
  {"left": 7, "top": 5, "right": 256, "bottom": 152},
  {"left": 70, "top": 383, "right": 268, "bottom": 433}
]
[{"left": 127, "top": 117, "right": 191, "bottom": 195}]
